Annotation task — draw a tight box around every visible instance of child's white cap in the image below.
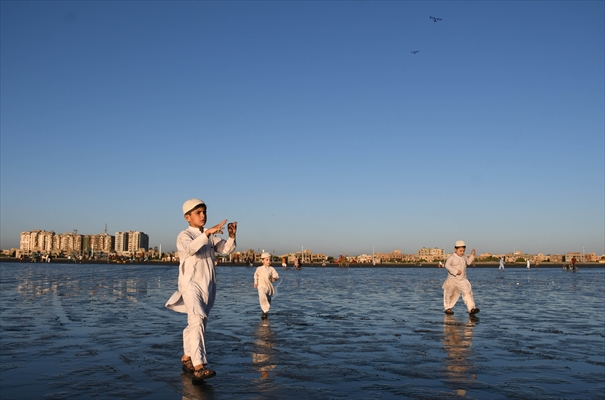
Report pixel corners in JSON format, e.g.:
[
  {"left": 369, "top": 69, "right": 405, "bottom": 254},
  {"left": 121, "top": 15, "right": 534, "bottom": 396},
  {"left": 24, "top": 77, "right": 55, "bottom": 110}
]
[
  {"left": 183, "top": 198, "right": 205, "bottom": 215},
  {"left": 261, "top": 252, "right": 271, "bottom": 259},
  {"left": 455, "top": 240, "right": 466, "bottom": 247}
]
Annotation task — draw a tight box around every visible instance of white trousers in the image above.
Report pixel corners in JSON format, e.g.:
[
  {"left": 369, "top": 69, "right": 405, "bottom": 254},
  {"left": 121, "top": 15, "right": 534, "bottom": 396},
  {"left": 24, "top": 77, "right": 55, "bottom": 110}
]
[
  {"left": 258, "top": 288, "right": 272, "bottom": 313},
  {"left": 182, "top": 285, "right": 209, "bottom": 366},
  {"left": 442, "top": 278, "right": 476, "bottom": 312}
]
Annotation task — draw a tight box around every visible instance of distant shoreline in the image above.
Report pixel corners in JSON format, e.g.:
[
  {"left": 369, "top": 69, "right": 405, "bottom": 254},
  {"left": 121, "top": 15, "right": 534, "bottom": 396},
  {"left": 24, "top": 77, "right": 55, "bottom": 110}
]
[{"left": 1, "top": 257, "right": 603, "bottom": 268}]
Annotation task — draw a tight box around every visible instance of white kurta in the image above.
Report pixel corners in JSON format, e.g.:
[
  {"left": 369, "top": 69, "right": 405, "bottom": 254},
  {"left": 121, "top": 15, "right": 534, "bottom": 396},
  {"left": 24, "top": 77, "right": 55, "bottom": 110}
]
[
  {"left": 442, "top": 253, "right": 476, "bottom": 312},
  {"left": 165, "top": 226, "right": 236, "bottom": 366},
  {"left": 254, "top": 266, "right": 279, "bottom": 313}
]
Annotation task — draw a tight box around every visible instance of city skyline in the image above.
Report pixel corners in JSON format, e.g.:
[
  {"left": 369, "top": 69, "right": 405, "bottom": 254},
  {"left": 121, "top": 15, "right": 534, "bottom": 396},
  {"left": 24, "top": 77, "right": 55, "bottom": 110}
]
[
  {"left": 9, "top": 227, "right": 602, "bottom": 258},
  {"left": 1, "top": 2, "right": 603, "bottom": 257},
  {"left": 16, "top": 229, "right": 149, "bottom": 256}
]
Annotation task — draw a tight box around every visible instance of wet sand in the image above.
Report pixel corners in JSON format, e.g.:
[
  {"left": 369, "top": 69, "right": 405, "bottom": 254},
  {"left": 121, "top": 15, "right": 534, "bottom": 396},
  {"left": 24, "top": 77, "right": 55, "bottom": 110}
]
[{"left": 1, "top": 263, "right": 603, "bottom": 399}]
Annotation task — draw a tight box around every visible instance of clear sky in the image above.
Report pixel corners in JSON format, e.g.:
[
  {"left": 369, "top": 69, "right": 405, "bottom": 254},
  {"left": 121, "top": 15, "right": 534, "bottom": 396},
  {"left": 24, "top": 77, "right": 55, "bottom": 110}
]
[{"left": 1, "top": 1, "right": 603, "bottom": 257}]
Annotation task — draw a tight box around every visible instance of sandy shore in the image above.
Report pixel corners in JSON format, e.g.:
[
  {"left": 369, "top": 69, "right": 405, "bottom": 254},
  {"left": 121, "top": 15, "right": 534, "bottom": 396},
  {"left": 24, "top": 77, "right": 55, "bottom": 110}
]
[{"left": 1, "top": 263, "right": 603, "bottom": 399}]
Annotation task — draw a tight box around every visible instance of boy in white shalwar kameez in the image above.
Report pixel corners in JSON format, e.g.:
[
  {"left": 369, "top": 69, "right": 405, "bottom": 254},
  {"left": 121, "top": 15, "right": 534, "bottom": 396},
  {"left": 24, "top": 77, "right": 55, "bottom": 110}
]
[
  {"left": 165, "top": 199, "right": 237, "bottom": 383},
  {"left": 442, "top": 240, "right": 480, "bottom": 316},
  {"left": 254, "top": 252, "right": 279, "bottom": 319}
]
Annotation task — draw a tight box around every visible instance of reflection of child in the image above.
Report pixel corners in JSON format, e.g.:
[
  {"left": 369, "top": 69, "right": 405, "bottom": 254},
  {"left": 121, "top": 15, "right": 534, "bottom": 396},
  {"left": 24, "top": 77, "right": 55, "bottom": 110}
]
[
  {"left": 254, "top": 252, "right": 279, "bottom": 319},
  {"left": 443, "top": 314, "right": 477, "bottom": 380}
]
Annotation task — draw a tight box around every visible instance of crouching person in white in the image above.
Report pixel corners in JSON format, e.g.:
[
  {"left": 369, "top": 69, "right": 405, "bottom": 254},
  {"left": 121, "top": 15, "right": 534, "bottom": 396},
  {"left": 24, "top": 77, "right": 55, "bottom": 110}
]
[
  {"left": 165, "top": 198, "right": 237, "bottom": 383},
  {"left": 442, "top": 240, "right": 480, "bottom": 316},
  {"left": 254, "top": 252, "right": 279, "bottom": 319}
]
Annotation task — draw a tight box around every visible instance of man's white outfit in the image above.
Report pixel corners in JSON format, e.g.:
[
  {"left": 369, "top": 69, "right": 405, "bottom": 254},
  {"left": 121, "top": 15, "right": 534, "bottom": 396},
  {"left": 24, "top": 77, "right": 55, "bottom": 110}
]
[
  {"left": 254, "top": 266, "right": 279, "bottom": 313},
  {"left": 165, "top": 227, "right": 236, "bottom": 367},
  {"left": 442, "top": 253, "right": 476, "bottom": 312}
]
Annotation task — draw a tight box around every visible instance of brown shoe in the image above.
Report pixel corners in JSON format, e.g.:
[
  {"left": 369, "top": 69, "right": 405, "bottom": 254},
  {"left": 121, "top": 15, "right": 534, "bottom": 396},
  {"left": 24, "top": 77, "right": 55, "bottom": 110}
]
[
  {"left": 192, "top": 367, "right": 216, "bottom": 383},
  {"left": 445, "top": 309, "right": 454, "bottom": 315},
  {"left": 469, "top": 308, "right": 480, "bottom": 315},
  {"left": 181, "top": 357, "right": 195, "bottom": 373}
]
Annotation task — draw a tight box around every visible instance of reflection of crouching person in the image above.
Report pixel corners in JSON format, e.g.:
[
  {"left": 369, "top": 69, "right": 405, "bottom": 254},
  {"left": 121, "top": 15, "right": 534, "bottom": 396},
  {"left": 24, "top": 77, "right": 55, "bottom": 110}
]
[{"left": 254, "top": 252, "right": 279, "bottom": 319}]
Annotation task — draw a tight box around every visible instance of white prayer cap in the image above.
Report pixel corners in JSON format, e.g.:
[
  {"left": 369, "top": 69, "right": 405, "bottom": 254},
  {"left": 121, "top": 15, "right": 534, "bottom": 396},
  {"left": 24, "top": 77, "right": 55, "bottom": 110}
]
[
  {"left": 455, "top": 240, "right": 466, "bottom": 247},
  {"left": 182, "top": 198, "right": 205, "bottom": 215},
  {"left": 261, "top": 252, "right": 271, "bottom": 259}
]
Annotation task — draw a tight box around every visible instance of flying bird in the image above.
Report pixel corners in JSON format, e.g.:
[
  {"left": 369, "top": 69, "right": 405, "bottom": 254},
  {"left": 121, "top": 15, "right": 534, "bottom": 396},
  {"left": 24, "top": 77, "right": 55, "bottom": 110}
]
[
  {"left": 430, "top": 16, "right": 442, "bottom": 22},
  {"left": 411, "top": 51, "right": 419, "bottom": 54}
]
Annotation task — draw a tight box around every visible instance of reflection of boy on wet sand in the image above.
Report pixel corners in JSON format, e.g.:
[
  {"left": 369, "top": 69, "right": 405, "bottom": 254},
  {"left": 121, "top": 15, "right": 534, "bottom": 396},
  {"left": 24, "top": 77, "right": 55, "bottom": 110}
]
[
  {"left": 443, "top": 240, "right": 480, "bottom": 316},
  {"left": 254, "top": 252, "right": 279, "bottom": 319},
  {"left": 252, "top": 319, "right": 277, "bottom": 379},
  {"left": 443, "top": 314, "right": 478, "bottom": 383}
]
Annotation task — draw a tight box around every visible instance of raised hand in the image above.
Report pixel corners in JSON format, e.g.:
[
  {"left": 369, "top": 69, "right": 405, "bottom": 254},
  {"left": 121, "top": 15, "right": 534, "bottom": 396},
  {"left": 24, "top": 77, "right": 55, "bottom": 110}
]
[
  {"left": 228, "top": 221, "right": 237, "bottom": 238},
  {"left": 206, "top": 220, "right": 227, "bottom": 236}
]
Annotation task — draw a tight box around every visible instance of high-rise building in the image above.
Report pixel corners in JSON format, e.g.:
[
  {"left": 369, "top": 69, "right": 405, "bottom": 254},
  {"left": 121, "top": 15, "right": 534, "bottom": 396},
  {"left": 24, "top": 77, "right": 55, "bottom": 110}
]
[
  {"left": 115, "top": 232, "right": 129, "bottom": 254},
  {"left": 20, "top": 230, "right": 54, "bottom": 253},
  {"left": 115, "top": 231, "right": 148, "bottom": 255},
  {"left": 82, "top": 235, "right": 91, "bottom": 252},
  {"left": 128, "top": 231, "right": 149, "bottom": 253},
  {"left": 90, "top": 233, "right": 114, "bottom": 253},
  {"left": 57, "top": 232, "right": 83, "bottom": 254}
]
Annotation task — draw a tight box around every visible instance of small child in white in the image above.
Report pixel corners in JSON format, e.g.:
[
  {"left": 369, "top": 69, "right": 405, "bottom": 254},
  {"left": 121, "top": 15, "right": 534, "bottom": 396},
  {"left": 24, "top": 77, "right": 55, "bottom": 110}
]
[{"left": 254, "top": 252, "right": 279, "bottom": 319}]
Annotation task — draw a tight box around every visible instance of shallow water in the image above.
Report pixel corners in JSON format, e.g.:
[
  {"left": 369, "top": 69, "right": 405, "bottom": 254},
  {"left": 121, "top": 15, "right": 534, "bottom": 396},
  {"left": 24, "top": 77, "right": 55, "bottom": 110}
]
[{"left": 1, "top": 263, "right": 603, "bottom": 399}]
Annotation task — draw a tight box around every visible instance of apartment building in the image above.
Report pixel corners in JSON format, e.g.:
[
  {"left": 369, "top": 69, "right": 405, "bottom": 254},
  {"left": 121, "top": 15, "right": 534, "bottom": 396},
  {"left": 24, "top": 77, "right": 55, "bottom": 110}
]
[
  {"left": 85, "top": 233, "right": 114, "bottom": 254},
  {"left": 128, "top": 231, "right": 149, "bottom": 254},
  {"left": 284, "top": 250, "right": 327, "bottom": 263},
  {"left": 115, "top": 232, "right": 129, "bottom": 254},
  {"left": 566, "top": 252, "right": 583, "bottom": 262},
  {"left": 57, "top": 232, "right": 83, "bottom": 254},
  {"left": 20, "top": 230, "right": 54, "bottom": 253},
  {"left": 376, "top": 250, "right": 415, "bottom": 262},
  {"left": 20, "top": 230, "right": 82, "bottom": 254},
  {"left": 417, "top": 247, "right": 445, "bottom": 262},
  {"left": 115, "top": 231, "right": 149, "bottom": 255}
]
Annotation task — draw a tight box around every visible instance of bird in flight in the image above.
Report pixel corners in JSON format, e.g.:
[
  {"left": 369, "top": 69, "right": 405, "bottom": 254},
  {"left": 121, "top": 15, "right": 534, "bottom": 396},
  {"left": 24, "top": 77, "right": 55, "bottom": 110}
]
[
  {"left": 430, "top": 16, "right": 442, "bottom": 22},
  {"left": 411, "top": 51, "right": 419, "bottom": 54}
]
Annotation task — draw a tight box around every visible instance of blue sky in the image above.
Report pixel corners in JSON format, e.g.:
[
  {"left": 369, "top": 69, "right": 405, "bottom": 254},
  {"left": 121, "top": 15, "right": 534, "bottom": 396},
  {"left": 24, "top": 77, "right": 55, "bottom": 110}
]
[{"left": 1, "top": 1, "right": 603, "bottom": 257}]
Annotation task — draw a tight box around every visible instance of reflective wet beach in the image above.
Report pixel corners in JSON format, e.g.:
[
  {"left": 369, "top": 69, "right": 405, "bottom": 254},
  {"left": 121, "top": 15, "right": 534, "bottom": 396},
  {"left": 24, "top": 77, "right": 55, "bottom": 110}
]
[{"left": 1, "top": 263, "right": 603, "bottom": 399}]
